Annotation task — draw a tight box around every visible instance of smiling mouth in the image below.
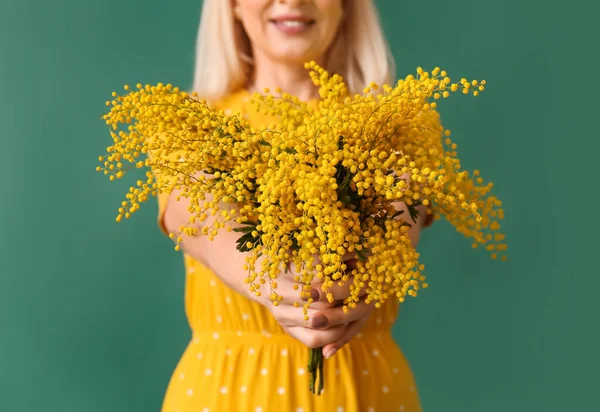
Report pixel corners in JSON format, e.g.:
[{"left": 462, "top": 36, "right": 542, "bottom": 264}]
[
  {"left": 270, "top": 18, "right": 316, "bottom": 32},
  {"left": 271, "top": 19, "right": 315, "bottom": 26}
]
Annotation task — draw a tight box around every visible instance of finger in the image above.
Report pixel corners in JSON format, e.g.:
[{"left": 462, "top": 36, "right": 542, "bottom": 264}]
[
  {"left": 260, "top": 276, "right": 335, "bottom": 311},
  {"left": 275, "top": 284, "right": 334, "bottom": 310},
  {"left": 260, "top": 273, "right": 312, "bottom": 305},
  {"left": 269, "top": 284, "right": 308, "bottom": 305},
  {"left": 271, "top": 303, "right": 333, "bottom": 328},
  {"left": 309, "top": 299, "right": 338, "bottom": 311},
  {"left": 321, "top": 316, "right": 370, "bottom": 359},
  {"left": 292, "top": 256, "right": 363, "bottom": 304},
  {"left": 310, "top": 275, "right": 368, "bottom": 304},
  {"left": 310, "top": 297, "right": 375, "bottom": 329},
  {"left": 284, "top": 324, "right": 346, "bottom": 349}
]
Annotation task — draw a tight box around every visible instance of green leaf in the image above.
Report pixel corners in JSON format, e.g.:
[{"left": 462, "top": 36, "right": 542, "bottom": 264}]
[
  {"left": 234, "top": 225, "right": 262, "bottom": 252},
  {"left": 407, "top": 202, "right": 422, "bottom": 223},
  {"left": 392, "top": 209, "right": 405, "bottom": 219},
  {"left": 290, "top": 232, "right": 301, "bottom": 251},
  {"left": 232, "top": 224, "right": 256, "bottom": 234},
  {"left": 356, "top": 248, "right": 368, "bottom": 262}
]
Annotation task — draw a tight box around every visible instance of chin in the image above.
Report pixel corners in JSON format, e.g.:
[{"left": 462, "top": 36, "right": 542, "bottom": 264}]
[{"left": 271, "top": 47, "right": 323, "bottom": 66}]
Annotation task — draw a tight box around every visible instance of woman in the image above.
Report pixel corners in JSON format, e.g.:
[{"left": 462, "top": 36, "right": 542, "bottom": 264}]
[{"left": 157, "top": 1, "right": 432, "bottom": 410}]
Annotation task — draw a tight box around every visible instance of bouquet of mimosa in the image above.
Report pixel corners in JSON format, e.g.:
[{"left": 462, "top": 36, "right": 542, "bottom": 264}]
[{"left": 98, "top": 61, "right": 506, "bottom": 395}]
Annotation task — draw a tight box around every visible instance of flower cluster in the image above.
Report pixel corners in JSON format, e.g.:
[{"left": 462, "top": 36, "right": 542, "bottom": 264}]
[{"left": 98, "top": 62, "right": 506, "bottom": 394}]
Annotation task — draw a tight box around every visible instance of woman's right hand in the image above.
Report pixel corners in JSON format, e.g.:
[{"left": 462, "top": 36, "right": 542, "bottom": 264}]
[
  {"left": 254, "top": 256, "right": 371, "bottom": 352},
  {"left": 254, "top": 264, "right": 347, "bottom": 349}
]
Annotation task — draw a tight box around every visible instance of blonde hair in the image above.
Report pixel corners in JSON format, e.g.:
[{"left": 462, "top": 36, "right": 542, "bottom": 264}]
[{"left": 191, "top": 0, "right": 395, "bottom": 102}]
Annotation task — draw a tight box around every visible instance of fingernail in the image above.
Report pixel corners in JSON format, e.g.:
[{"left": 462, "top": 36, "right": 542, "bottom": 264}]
[
  {"left": 324, "top": 347, "right": 338, "bottom": 359},
  {"left": 311, "top": 315, "right": 328, "bottom": 329}
]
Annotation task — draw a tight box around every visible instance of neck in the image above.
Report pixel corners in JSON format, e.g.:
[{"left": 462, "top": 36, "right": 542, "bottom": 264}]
[{"left": 248, "top": 54, "right": 323, "bottom": 102}]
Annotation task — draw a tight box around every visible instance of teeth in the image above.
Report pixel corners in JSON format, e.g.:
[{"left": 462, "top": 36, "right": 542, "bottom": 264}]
[{"left": 278, "top": 20, "right": 307, "bottom": 27}]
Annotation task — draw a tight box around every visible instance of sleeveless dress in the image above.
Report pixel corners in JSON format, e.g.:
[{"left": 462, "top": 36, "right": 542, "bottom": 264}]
[{"left": 157, "top": 90, "right": 423, "bottom": 412}]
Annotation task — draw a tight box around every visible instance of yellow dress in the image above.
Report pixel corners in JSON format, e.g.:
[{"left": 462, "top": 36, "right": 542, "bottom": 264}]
[{"left": 158, "top": 90, "right": 423, "bottom": 412}]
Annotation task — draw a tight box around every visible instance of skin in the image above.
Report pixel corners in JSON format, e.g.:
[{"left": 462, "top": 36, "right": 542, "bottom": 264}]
[
  {"left": 164, "top": 0, "right": 428, "bottom": 360},
  {"left": 234, "top": 0, "right": 343, "bottom": 101}
]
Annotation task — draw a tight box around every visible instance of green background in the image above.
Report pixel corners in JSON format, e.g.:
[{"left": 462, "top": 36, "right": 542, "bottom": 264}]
[{"left": 1, "top": 0, "right": 597, "bottom": 410}]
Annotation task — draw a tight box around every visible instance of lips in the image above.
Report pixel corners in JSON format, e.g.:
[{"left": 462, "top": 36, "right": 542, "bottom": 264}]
[
  {"left": 270, "top": 15, "right": 315, "bottom": 33},
  {"left": 274, "top": 20, "right": 313, "bottom": 27}
]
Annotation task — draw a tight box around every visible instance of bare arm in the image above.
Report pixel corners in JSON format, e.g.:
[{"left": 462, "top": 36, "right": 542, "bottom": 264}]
[
  {"left": 161, "top": 189, "right": 352, "bottom": 348},
  {"left": 161, "top": 190, "right": 261, "bottom": 301}
]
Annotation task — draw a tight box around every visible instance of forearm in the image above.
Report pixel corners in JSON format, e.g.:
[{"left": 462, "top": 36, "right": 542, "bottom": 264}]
[
  {"left": 162, "top": 192, "right": 264, "bottom": 303},
  {"left": 161, "top": 189, "right": 427, "bottom": 300}
]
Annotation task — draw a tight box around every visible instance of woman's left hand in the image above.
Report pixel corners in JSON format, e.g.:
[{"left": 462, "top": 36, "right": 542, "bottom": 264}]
[
  {"left": 306, "top": 258, "right": 375, "bottom": 360},
  {"left": 307, "top": 200, "right": 428, "bottom": 358}
]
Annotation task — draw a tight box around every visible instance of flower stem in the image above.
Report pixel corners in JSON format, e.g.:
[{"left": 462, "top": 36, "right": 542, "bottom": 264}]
[{"left": 308, "top": 347, "right": 324, "bottom": 395}]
